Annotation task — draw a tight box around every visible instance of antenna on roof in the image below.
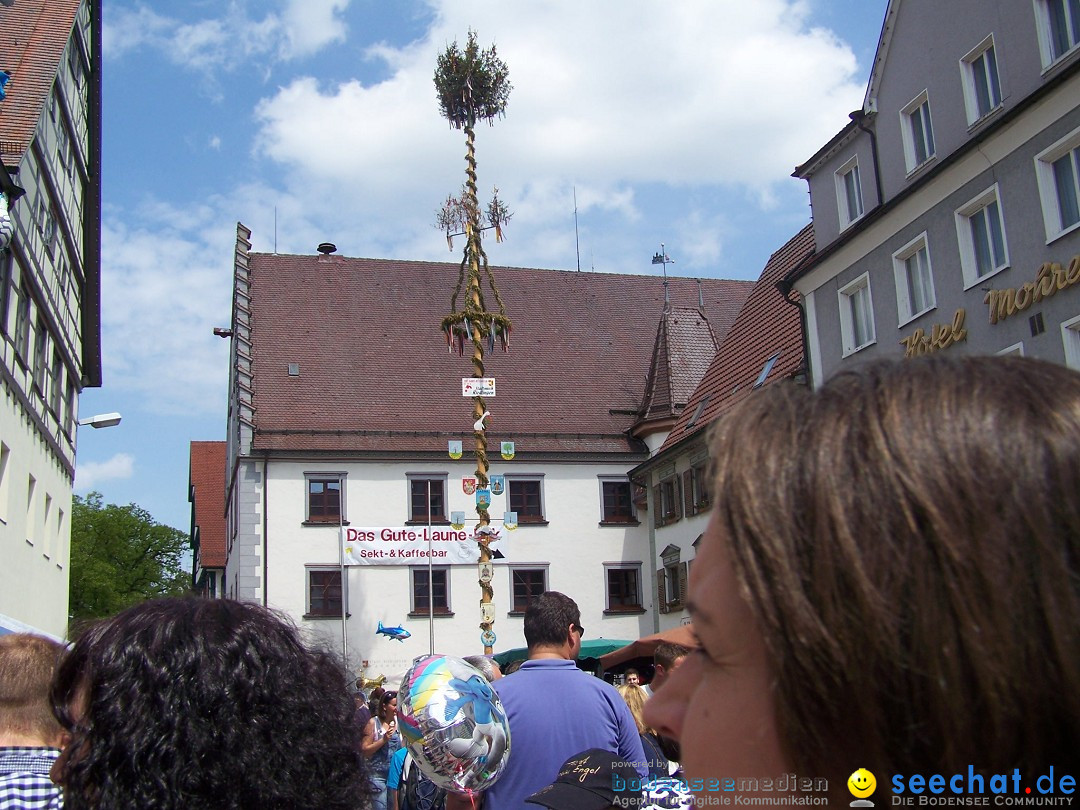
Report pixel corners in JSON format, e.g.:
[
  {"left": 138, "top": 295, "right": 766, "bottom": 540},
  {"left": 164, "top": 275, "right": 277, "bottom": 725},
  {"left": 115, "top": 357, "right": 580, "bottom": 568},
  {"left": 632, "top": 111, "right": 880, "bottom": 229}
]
[
  {"left": 573, "top": 186, "right": 581, "bottom": 272},
  {"left": 274, "top": 207, "right": 278, "bottom": 254},
  {"left": 651, "top": 243, "right": 674, "bottom": 310}
]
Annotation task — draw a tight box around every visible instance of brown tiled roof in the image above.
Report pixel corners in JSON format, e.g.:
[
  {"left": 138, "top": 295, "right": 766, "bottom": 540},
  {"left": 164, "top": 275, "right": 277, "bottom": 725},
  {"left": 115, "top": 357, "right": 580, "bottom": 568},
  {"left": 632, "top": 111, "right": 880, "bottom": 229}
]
[
  {"left": 0, "top": 0, "right": 79, "bottom": 165},
  {"left": 658, "top": 224, "right": 815, "bottom": 453},
  {"left": 248, "top": 253, "right": 752, "bottom": 457},
  {"left": 637, "top": 306, "right": 718, "bottom": 423},
  {"left": 189, "top": 441, "right": 226, "bottom": 569}
]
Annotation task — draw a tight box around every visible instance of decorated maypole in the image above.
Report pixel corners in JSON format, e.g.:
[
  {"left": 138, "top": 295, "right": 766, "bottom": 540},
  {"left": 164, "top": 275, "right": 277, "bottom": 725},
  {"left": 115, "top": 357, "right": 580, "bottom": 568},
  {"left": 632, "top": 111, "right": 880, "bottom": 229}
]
[{"left": 435, "top": 30, "right": 512, "bottom": 654}]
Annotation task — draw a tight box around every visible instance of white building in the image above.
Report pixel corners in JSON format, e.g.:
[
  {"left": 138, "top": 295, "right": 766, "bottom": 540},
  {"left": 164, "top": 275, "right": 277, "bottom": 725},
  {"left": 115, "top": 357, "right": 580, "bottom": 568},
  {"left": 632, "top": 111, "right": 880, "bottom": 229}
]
[
  {"left": 0, "top": 0, "right": 101, "bottom": 639},
  {"left": 222, "top": 224, "right": 751, "bottom": 681}
]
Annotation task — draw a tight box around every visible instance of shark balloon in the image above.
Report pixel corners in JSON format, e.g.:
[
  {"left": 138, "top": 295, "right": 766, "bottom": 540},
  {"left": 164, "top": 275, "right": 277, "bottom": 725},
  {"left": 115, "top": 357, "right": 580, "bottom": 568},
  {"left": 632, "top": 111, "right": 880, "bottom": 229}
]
[{"left": 377, "top": 621, "right": 412, "bottom": 642}]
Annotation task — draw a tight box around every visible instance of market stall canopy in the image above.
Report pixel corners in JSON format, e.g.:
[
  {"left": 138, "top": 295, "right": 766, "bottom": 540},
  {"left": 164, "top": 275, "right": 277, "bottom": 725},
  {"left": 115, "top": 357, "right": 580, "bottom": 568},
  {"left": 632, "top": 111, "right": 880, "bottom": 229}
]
[
  {"left": 598, "top": 624, "right": 699, "bottom": 672},
  {"left": 494, "top": 638, "right": 633, "bottom": 667}
]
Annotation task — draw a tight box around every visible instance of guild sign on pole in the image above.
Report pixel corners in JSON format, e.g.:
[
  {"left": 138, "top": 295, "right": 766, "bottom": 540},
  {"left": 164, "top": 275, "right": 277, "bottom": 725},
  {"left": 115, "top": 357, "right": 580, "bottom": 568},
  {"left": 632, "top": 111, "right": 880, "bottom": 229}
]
[{"left": 462, "top": 377, "right": 496, "bottom": 397}]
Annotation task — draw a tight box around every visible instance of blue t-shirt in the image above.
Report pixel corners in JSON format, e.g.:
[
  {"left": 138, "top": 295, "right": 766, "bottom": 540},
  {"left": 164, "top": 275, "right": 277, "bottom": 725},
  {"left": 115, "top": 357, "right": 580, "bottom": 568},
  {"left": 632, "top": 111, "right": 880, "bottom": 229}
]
[
  {"left": 485, "top": 658, "right": 648, "bottom": 809},
  {"left": 387, "top": 746, "right": 409, "bottom": 791}
]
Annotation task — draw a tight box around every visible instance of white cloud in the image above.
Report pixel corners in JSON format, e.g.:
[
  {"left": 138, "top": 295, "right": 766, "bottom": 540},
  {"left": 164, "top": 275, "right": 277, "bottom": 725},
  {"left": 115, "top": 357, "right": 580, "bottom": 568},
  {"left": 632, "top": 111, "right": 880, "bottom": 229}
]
[
  {"left": 249, "top": 0, "right": 864, "bottom": 270},
  {"left": 104, "top": 1, "right": 352, "bottom": 75},
  {"left": 75, "top": 453, "right": 136, "bottom": 491}
]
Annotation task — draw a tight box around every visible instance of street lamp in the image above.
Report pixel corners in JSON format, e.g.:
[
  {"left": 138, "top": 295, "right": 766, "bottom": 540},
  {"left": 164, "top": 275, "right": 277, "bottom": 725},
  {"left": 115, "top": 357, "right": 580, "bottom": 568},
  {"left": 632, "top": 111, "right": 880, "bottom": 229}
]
[{"left": 78, "top": 412, "right": 122, "bottom": 429}]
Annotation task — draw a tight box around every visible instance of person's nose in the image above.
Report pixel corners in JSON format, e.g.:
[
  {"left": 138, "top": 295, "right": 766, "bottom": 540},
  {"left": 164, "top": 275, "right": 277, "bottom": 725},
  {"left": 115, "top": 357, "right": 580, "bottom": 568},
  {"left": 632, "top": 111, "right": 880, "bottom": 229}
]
[{"left": 643, "top": 652, "right": 700, "bottom": 741}]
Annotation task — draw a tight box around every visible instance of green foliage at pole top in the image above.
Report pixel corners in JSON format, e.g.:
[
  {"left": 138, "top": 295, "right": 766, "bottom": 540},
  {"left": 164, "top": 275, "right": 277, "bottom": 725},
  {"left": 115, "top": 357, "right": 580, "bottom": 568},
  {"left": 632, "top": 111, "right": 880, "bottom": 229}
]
[
  {"left": 69, "top": 491, "right": 191, "bottom": 624},
  {"left": 434, "top": 29, "right": 512, "bottom": 129}
]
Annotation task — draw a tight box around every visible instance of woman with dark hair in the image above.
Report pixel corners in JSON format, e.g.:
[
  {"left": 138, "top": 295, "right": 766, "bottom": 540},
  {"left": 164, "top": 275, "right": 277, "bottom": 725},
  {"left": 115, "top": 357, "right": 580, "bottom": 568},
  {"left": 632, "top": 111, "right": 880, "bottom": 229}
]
[
  {"left": 645, "top": 356, "right": 1080, "bottom": 804},
  {"left": 50, "top": 596, "right": 374, "bottom": 809},
  {"left": 361, "top": 690, "right": 401, "bottom": 810}
]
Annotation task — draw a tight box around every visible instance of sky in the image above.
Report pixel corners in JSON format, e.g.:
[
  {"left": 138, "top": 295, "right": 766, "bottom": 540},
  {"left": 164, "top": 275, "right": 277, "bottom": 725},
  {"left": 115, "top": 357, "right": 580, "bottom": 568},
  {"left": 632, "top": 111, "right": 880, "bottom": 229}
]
[{"left": 74, "top": 0, "right": 891, "bottom": 533}]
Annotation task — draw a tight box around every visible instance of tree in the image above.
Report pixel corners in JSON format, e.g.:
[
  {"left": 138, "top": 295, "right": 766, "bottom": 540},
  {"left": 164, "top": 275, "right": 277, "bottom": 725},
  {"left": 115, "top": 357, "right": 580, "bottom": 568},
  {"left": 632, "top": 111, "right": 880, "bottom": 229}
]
[{"left": 69, "top": 491, "right": 190, "bottom": 622}]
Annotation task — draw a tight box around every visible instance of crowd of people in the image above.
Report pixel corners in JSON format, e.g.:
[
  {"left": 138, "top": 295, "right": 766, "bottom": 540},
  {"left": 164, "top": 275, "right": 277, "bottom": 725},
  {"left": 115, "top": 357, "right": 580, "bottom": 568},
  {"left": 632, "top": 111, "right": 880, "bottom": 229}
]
[{"left": 0, "top": 355, "right": 1077, "bottom": 809}]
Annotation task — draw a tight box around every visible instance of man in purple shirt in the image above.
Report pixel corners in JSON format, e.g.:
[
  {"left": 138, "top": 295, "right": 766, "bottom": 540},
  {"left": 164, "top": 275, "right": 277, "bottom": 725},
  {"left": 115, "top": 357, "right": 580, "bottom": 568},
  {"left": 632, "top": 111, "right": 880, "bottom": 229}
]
[{"left": 450, "top": 591, "right": 647, "bottom": 809}]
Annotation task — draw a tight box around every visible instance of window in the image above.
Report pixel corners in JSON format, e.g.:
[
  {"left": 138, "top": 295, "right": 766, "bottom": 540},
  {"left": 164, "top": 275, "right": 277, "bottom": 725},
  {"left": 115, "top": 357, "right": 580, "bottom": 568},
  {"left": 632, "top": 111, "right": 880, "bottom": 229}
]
[
  {"left": 14, "top": 282, "right": 30, "bottom": 361},
  {"left": 306, "top": 474, "right": 345, "bottom": 523},
  {"left": 0, "top": 443, "right": 9, "bottom": 524},
  {"left": 599, "top": 478, "right": 636, "bottom": 524},
  {"left": 1062, "top": 314, "right": 1080, "bottom": 369},
  {"left": 604, "top": 564, "right": 643, "bottom": 613},
  {"left": 653, "top": 475, "right": 682, "bottom": 528},
  {"left": 682, "top": 463, "right": 710, "bottom": 517},
  {"left": 49, "top": 350, "right": 63, "bottom": 416},
  {"left": 411, "top": 566, "right": 451, "bottom": 615},
  {"left": 838, "top": 273, "right": 876, "bottom": 356},
  {"left": 64, "top": 376, "right": 76, "bottom": 436},
  {"left": 1036, "top": 0, "right": 1080, "bottom": 66},
  {"left": 961, "top": 37, "right": 1002, "bottom": 124},
  {"left": 752, "top": 353, "right": 780, "bottom": 389},
  {"left": 835, "top": 156, "right": 865, "bottom": 228},
  {"left": 510, "top": 566, "right": 547, "bottom": 612},
  {"left": 26, "top": 474, "right": 36, "bottom": 545},
  {"left": 893, "top": 234, "right": 937, "bottom": 324},
  {"left": 33, "top": 318, "right": 48, "bottom": 394},
  {"left": 306, "top": 568, "right": 343, "bottom": 617},
  {"left": 656, "top": 561, "right": 688, "bottom": 614},
  {"left": 407, "top": 475, "right": 447, "bottom": 523},
  {"left": 43, "top": 494, "right": 53, "bottom": 559},
  {"left": 956, "top": 185, "right": 1009, "bottom": 287},
  {"left": 1035, "top": 127, "right": 1080, "bottom": 241},
  {"left": 901, "top": 91, "right": 936, "bottom": 172},
  {"left": 508, "top": 476, "right": 545, "bottom": 523}
]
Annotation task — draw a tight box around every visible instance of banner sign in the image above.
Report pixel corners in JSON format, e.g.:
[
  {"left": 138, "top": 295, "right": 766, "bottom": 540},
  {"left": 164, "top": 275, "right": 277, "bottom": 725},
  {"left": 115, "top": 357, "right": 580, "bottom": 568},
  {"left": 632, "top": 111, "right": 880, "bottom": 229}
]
[
  {"left": 490, "top": 475, "right": 504, "bottom": 495},
  {"left": 342, "top": 526, "right": 505, "bottom": 566},
  {"left": 462, "top": 377, "right": 496, "bottom": 397}
]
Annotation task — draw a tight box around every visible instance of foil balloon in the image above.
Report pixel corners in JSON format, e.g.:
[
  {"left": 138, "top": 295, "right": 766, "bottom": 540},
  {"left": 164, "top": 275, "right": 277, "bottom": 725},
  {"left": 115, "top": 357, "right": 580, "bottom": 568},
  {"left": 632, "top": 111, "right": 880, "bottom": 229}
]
[{"left": 397, "top": 654, "right": 511, "bottom": 795}]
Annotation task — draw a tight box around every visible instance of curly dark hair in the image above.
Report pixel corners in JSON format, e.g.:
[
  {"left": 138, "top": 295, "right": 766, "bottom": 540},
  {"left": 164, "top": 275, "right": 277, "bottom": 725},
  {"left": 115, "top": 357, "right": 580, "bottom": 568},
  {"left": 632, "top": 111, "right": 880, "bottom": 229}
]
[{"left": 51, "top": 597, "right": 374, "bottom": 809}]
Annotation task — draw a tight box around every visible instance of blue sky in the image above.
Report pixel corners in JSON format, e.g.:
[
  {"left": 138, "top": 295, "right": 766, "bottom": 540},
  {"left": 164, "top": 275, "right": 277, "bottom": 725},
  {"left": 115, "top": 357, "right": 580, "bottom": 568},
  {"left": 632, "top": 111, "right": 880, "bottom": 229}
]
[{"left": 75, "top": 0, "right": 890, "bottom": 532}]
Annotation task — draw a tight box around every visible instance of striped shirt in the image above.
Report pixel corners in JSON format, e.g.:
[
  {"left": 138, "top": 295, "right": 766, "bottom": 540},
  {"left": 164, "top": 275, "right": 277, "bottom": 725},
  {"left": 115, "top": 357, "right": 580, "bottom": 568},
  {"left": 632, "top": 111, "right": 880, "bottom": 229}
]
[{"left": 0, "top": 747, "right": 63, "bottom": 809}]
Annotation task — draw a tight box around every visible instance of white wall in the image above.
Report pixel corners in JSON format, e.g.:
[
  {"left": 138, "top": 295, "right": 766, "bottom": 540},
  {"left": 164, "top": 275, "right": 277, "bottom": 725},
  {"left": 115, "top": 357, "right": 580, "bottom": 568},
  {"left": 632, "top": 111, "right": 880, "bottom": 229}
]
[{"left": 262, "top": 458, "right": 655, "bottom": 683}]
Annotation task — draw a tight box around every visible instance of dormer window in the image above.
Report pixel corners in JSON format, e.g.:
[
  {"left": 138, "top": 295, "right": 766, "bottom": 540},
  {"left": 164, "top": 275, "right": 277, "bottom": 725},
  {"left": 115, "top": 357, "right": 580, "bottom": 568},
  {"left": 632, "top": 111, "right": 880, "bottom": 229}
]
[
  {"left": 961, "top": 36, "right": 1002, "bottom": 124},
  {"left": 835, "top": 156, "right": 865, "bottom": 229},
  {"left": 901, "top": 91, "right": 936, "bottom": 173}
]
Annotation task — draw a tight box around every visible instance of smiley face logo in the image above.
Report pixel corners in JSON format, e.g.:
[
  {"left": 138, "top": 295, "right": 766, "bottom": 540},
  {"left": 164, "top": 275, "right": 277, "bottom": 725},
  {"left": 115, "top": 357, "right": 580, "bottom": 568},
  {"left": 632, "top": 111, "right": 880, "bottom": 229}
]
[{"left": 848, "top": 768, "right": 877, "bottom": 799}]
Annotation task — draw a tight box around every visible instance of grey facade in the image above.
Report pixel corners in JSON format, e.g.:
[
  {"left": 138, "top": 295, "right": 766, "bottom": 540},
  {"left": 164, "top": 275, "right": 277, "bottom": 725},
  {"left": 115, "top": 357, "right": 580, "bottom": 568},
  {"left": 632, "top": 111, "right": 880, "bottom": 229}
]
[{"left": 787, "top": 0, "right": 1080, "bottom": 381}]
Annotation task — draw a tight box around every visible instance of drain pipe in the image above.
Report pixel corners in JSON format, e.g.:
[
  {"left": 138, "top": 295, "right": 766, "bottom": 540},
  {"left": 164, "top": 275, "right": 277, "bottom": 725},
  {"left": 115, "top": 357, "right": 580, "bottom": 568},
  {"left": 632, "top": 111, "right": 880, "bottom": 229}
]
[{"left": 850, "top": 108, "right": 883, "bottom": 209}]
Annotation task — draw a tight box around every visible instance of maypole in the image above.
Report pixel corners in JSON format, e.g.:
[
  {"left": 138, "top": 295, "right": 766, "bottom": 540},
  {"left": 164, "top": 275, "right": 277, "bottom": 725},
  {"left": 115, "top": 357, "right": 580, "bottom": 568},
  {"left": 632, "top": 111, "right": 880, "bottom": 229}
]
[{"left": 435, "top": 30, "right": 512, "bottom": 655}]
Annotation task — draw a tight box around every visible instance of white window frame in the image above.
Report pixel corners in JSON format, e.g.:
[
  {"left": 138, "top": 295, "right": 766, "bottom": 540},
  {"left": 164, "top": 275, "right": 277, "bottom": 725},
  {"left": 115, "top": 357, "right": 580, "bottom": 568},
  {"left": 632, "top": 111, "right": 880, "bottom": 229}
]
[
  {"left": 1034, "top": 0, "right": 1080, "bottom": 68},
  {"left": 838, "top": 273, "right": 876, "bottom": 357},
  {"left": 834, "top": 155, "right": 865, "bottom": 229},
  {"left": 1034, "top": 124, "right": 1080, "bottom": 243},
  {"left": 892, "top": 233, "right": 937, "bottom": 326},
  {"left": 603, "top": 562, "right": 643, "bottom": 613},
  {"left": 955, "top": 184, "right": 1010, "bottom": 288},
  {"left": 997, "top": 341, "right": 1027, "bottom": 357},
  {"left": 1062, "top": 314, "right": 1080, "bottom": 368},
  {"left": 960, "top": 35, "right": 1003, "bottom": 125},
  {"left": 900, "top": 90, "right": 937, "bottom": 174},
  {"left": 305, "top": 565, "right": 346, "bottom": 618}
]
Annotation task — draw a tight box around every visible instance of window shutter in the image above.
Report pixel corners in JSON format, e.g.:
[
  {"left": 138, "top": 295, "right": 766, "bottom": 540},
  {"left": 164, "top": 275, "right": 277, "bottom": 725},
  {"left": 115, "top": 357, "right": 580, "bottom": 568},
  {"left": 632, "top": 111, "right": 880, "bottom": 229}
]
[
  {"left": 683, "top": 470, "right": 695, "bottom": 516},
  {"left": 652, "top": 485, "right": 662, "bottom": 528},
  {"left": 672, "top": 477, "right": 682, "bottom": 521},
  {"left": 656, "top": 568, "right": 669, "bottom": 614},
  {"left": 677, "top": 562, "right": 689, "bottom": 607}
]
